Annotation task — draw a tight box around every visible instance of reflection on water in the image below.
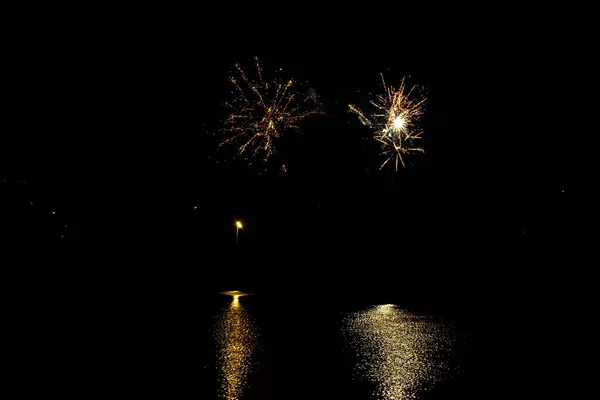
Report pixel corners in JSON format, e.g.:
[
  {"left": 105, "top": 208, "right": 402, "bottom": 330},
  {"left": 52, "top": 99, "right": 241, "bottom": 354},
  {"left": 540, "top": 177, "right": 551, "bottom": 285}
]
[
  {"left": 213, "top": 291, "right": 259, "bottom": 400},
  {"left": 340, "top": 304, "right": 463, "bottom": 399}
]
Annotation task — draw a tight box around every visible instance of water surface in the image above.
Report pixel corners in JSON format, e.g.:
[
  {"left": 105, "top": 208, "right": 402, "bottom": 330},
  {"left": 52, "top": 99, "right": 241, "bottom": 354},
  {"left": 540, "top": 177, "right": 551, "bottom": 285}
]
[{"left": 204, "top": 292, "right": 472, "bottom": 400}]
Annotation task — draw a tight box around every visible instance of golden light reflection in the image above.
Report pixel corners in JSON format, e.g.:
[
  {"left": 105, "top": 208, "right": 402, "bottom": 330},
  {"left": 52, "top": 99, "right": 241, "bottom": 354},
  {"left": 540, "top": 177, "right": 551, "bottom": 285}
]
[
  {"left": 214, "top": 291, "right": 258, "bottom": 400},
  {"left": 219, "top": 290, "right": 251, "bottom": 297},
  {"left": 341, "top": 304, "right": 463, "bottom": 399}
]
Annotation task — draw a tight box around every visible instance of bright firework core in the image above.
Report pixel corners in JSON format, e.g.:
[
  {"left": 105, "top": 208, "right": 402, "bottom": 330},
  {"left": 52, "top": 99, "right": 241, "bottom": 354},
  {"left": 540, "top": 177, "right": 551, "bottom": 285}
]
[{"left": 393, "top": 115, "right": 405, "bottom": 130}]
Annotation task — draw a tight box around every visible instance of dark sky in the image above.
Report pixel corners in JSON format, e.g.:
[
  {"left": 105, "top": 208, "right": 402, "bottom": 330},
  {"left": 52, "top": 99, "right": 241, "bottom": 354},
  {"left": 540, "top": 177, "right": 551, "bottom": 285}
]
[{"left": 4, "top": 29, "right": 571, "bottom": 296}]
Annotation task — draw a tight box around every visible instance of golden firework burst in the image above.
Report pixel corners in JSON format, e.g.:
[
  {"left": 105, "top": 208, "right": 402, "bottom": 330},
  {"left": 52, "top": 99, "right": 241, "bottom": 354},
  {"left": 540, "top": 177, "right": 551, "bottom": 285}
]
[
  {"left": 350, "top": 74, "right": 427, "bottom": 170},
  {"left": 220, "top": 57, "right": 323, "bottom": 162}
]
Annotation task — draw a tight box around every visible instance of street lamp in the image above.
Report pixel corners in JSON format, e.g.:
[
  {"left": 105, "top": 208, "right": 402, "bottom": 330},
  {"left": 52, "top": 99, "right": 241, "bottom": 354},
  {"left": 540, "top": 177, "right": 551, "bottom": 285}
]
[{"left": 235, "top": 220, "right": 243, "bottom": 244}]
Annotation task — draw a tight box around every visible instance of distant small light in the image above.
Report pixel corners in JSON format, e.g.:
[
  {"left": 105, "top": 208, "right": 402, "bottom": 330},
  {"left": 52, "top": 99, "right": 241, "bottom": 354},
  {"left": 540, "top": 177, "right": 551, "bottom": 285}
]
[
  {"left": 236, "top": 221, "right": 243, "bottom": 229},
  {"left": 194, "top": 206, "right": 197, "bottom": 209},
  {"left": 52, "top": 211, "right": 56, "bottom": 215},
  {"left": 65, "top": 225, "right": 67, "bottom": 228},
  {"left": 279, "top": 68, "right": 282, "bottom": 71},
  {"left": 561, "top": 190, "right": 564, "bottom": 193}
]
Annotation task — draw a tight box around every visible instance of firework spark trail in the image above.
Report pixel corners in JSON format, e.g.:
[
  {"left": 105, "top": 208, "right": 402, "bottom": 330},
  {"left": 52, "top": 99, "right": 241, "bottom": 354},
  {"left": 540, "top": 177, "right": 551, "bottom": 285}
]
[
  {"left": 350, "top": 74, "right": 427, "bottom": 170},
  {"left": 219, "top": 56, "right": 323, "bottom": 162}
]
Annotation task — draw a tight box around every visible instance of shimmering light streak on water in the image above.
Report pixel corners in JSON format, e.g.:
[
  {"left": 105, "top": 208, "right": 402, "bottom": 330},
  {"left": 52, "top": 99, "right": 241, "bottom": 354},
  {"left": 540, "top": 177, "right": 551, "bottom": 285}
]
[
  {"left": 340, "top": 304, "right": 463, "bottom": 399},
  {"left": 213, "top": 292, "right": 259, "bottom": 400}
]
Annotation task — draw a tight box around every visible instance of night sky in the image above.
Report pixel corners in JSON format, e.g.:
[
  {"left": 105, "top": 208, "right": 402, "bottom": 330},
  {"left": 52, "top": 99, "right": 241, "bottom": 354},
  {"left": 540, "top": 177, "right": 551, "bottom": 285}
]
[
  {"left": 3, "top": 20, "right": 574, "bottom": 291},
  {"left": 2, "top": 15, "right": 579, "bottom": 399},
  {"left": 4, "top": 45, "right": 570, "bottom": 291}
]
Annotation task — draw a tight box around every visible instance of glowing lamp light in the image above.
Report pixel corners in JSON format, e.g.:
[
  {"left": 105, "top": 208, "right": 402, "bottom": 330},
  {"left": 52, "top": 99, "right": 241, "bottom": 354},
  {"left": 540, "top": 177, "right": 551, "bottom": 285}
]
[{"left": 235, "top": 220, "right": 244, "bottom": 244}]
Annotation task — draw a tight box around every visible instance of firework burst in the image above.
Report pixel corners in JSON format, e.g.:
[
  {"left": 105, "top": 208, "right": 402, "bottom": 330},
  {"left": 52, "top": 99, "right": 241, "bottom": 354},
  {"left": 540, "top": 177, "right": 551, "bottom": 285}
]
[
  {"left": 219, "top": 57, "right": 323, "bottom": 162},
  {"left": 350, "top": 74, "right": 427, "bottom": 170}
]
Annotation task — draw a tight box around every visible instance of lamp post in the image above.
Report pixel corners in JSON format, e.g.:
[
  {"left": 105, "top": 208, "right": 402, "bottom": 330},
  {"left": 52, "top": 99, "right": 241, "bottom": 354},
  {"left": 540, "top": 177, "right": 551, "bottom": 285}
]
[{"left": 235, "top": 220, "right": 243, "bottom": 244}]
